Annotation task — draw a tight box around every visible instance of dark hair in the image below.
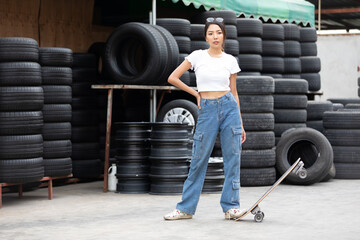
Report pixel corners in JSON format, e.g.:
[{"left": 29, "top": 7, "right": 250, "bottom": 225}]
[{"left": 204, "top": 20, "right": 227, "bottom": 50}]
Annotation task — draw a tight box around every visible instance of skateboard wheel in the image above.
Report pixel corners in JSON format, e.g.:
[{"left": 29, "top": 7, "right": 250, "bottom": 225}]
[
  {"left": 254, "top": 212, "right": 264, "bottom": 222},
  {"left": 298, "top": 169, "right": 307, "bottom": 179}
]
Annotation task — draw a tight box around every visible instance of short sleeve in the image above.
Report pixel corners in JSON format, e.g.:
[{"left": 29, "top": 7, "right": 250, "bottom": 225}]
[
  {"left": 230, "top": 56, "right": 241, "bottom": 74},
  {"left": 185, "top": 50, "right": 202, "bottom": 71}
]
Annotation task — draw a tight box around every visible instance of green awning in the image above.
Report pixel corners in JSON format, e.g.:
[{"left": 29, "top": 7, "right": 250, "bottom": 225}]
[{"left": 169, "top": 0, "right": 315, "bottom": 26}]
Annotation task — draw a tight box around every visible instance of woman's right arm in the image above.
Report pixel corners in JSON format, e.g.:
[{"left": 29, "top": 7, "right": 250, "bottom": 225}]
[{"left": 168, "top": 59, "right": 201, "bottom": 108}]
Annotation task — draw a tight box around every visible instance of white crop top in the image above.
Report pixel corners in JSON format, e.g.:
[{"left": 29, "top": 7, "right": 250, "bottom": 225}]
[{"left": 185, "top": 49, "right": 240, "bottom": 92}]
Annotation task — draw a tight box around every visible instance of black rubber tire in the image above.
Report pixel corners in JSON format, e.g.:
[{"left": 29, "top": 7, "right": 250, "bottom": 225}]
[
  {"left": 88, "top": 42, "right": 106, "bottom": 74},
  {"left": 236, "top": 76, "right": 274, "bottom": 94},
  {"left": 300, "top": 56, "right": 321, "bottom": 73},
  {"left": 0, "top": 37, "right": 39, "bottom": 62},
  {"left": 43, "top": 140, "right": 72, "bottom": 158},
  {"left": 180, "top": 71, "right": 190, "bottom": 85},
  {"left": 276, "top": 127, "right": 333, "bottom": 185},
  {"left": 43, "top": 104, "right": 72, "bottom": 122},
  {"left": 262, "top": 57, "right": 284, "bottom": 73},
  {"left": 262, "top": 41, "right": 284, "bottom": 56},
  {"left": 274, "top": 94, "right": 308, "bottom": 109},
  {"left": 237, "top": 37, "right": 262, "bottom": 54},
  {"left": 262, "top": 73, "right": 282, "bottom": 79},
  {"left": 345, "top": 103, "right": 360, "bottom": 109},
  {"left": 156, "top": 18, "right": 191, "bottom": 37},
  {"left": 300, "top": 73, "right": 321, "bottom": 91},
  {"left": 242, "top": 131, "right": 275, "bottom": 150},
  {"left": 0, "top": 158, "right": 44, "bottom": 183},
  {"left": 274, "top": 123, "right": 307, "bottom": 136},
  {"left": 324, "top": 129, "right": 360, "bottom": 146},
  {"left": 284, "top": 40, "right": 301, "bottom": 57},
  {"left": 44, "top": 157, "right": 72, "bottom": 177},
  {"left": 301, "top": 42, "right": 317, "bottom": 56},
  {"left": 274, "top": 109, "right": 307, "bottom": 123},
  {"left": 191, "top": 41, "right": 209, "bottom": 51},
  {"left": 241, "top": 148, "right": 276, "bottom": 168},
  {"left": 42, "top": 122, "right": 71, "bottom": 141},
  {"left": 321, "top": 162, "right": 336, "bottom": 182},
  {"left": 225, "top": 25, "right": 237, "bottom": 39},
  {"left": 174, "top": 36, "right": 191, "bottom": 53},
  {"left": 72, "top": 53, "right": 97, "bottom": 68},
  {"left": 0, "top": 62, "right": 41, "bottom": 86},
  {"left": 237, "top": 71, "right": 261, "bottom": 76},
  {"left": 333, "top": 146, "right": 360, "bottom": 164},
  {"left": 189, "top": 71, "right": 196, "bottom": 87},
  {"left": 306, "top": 101, "right": 333, "bottom": 120},
  {"left": 72, "top": 126, "right": 99, "bottom": 143},
  {"left": 0, "top": 86, "right": 44, "bottom": 111},
  {"left": 306, "top": 120, "right": 324, "bottom": 133},
  {"left": 43, "top": 85, "right": 72, "bottom": 104},
  {"left": 190, "top": 24, "right": 205, "bottom": 40},
  {"left": 71, "top": 82, "right": 93, "bottom": 97},
  {"left": 0, "top": 134, "right": 43, "bottom": 159},
  {"left": 72, "top": 142, "right": 100, "bottom": 160},
  {"left": 282, "top": 74, "right": 301, "bottom": 79},
  {"left": 156, "top": 99, "right": 199, "bottom": 126},
  {"left": 71, "top": 97, "right": 98, "bottom": 110},
  {"left": 262, "top": 24, "right": 284, "bottom": 41},
  {"left": 41, "top": 67, "right": 72, "bottom": 85},
  {"left": 238, "top": 54, "right": 262, "bottom": 72},
  {"left": 283, "top": 58, "right": 301, "bottom": 74},
  {"left": 240, "top": 168, "right": 276, "bottom": 186},
  {"left": 236, "top": 19, "right": 263, "bottom": 37},
  {"left": 224, "top": 39, "right": 239, "bottom": 56},
  {"left": 193, "top": 10, "right": 237, "bottom": 25},
  {"left": 0, "top": 111, "right": 43, "bottom": 135},
  {"left": 282, "top": 24, "right": 300, "bottom": 41},
  {"left": 71, "top": 110, "right": 99, "bottom": 126},
  {"left": 334, "top": 163, "right": 360, "bottom": 179},
  {"left": 332, "top": 103, "right": 344, "bottom": 111},
  {"left": 327, "top": 98, "right": 360, "bottom": 106},
  {"left": 39, "top": 47, "right": 73, "bottom": 67},
  {"left": 239, "top": 95, "right": 274, "bottom": 113},
  {"left": 275, "top": 79, "right": 308, "bottom": 94},
  {"left": 242, "top": 113, "right": 274, "bottom": 131},
  {"left": 72, "top": 159, "right": 101, "bottom": 179},
  {"left": 72, "top": 68, "right": 98, "bottom": 83},
  {"left": 300, "top": 28, "right": 317, "bottom": 42}
]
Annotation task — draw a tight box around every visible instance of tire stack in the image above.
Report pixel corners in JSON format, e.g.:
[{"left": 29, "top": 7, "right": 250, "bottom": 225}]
[
  {"left": 71, "top": 53, "right": 101, "bottom": 179},
  {"left": 299, "top": 27, "right": 321, "bottom": 91},
  {"left": 115, "top": 122, "right": 151, "bottom": 193},
  {"left": 237, "top": 76, "right": 276, "bottom": 186},
  {"left": 156, "top": 18, "right": 191, "bottom": 86},
  {"left": 189, "top": 23, "right": 205, "bottom": 86},
  {"left": 282, "top": 24, "right": 301, "bottom": 79},
  {"left": 236, "top": 18, "right": 263, "bottom": 76},
  {"left": 274, "top": 79, "right": 308, "bottom": 144},
  {"left": 149, "top": 123, "right": 190, "bottom": 195},
  {"left": 39, "top": 47, "right": 73, "bottom": 178},
  {"left": 261, "top": 24, "right": 284, "bottom": 79},
  {"left": 202, "top": 157, "right": 224, "bottom": 193},
  {"left": 306, "top": 101, "right": 333, "bottom": 133},
  {"left": 324, "top": 110, "right": 360, "bottom": 179},
  {"left": 0, "top": 37, "right": 44, "bottom": 183}
]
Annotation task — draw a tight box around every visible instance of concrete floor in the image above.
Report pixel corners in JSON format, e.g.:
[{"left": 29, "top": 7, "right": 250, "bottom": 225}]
[{"left": 0, "top": 179, "right": 359, "bottom": 240}]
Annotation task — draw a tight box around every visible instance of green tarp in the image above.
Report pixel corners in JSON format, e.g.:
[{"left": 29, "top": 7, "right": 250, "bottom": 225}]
[{"left": 169, "top": 0, "right": 315, "bottom": 26}]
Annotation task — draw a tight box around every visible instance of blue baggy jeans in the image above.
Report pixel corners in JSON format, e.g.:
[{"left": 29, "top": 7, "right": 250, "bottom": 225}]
[{"left": 176, "top": 92, "right": 242, "bottom": 215}]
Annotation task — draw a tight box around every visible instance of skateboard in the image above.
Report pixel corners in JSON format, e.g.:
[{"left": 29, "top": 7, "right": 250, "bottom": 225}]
[{"left": 235, "top": 157, "right": 307, "bottom": 222}]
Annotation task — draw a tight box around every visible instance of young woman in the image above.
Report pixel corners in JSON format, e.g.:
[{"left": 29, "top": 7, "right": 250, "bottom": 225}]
[{"left": 164, "top": 17, "right": 246, "bottom": 220}]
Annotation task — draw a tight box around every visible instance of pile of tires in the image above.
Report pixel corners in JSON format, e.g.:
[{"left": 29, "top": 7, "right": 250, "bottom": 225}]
[
  {"left": 71, "top": 53, "right": 101, "bottom": 178},
  {"left": 306, "top": 101, "right": 333, "bottom": 133},
  {"left": 40, "top": 47, "right": 73, "bottom": 177},
  {"left": 324, "top": 109, "right": 360, "bottom": 179},
  {"left": 236, "top": 18, "right": 263, "bottom": 76},
  {"left": 299, "top": 27, "right": 321, "bottom": 91},
  {"left": 237, "top": 76, "right": 276, "bottom": 186},
  {"left": 282, "top": 24, "right": 301, "bottom": 79},
  {"left": 157, "top": 18, "right": 192, "bottom": 85},
  {"left": 0, "top": 37, "right": 44, "bottom": 183},
  {"left": 202, "top": 157, "right": 224, "bottom": 193},
  {"left": 149, "top": 123, "right": 190, "bottom": 194},
  {"left": 103, "top": 22, "right": 179, "bottom": 85},
  {"left": 261, "top": 23, "right": 284, "bottom": 79},
  {"left": 115, "top": 122, "right": 151, "bottom": 193},
  {"left": 274, "top": 79, "right": 308, "bottom": 144}
]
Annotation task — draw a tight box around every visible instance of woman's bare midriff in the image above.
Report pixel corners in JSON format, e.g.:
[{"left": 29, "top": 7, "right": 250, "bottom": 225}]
[{"left": 199, "top": 91, "right": 230, "bottom": 99}]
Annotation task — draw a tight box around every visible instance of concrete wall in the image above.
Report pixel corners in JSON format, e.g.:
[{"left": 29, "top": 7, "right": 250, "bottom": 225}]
[{"left": 317, "top": 34, "right": 360, "bottom": 100}]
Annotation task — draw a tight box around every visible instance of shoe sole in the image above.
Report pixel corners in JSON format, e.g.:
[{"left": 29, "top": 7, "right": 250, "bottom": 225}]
[{"left": 164, "top": 216, "right": 193, "bottom": 220}]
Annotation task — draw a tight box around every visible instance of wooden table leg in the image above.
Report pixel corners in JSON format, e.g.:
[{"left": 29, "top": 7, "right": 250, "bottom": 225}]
[
  {"left": 18, "top": 184, "right": 23, "bottom": 199},
  {"left": 48, "top": 179, "right": 53, "bottom": 200},
  {"left": 0, "top": 184, "right": 2, "bottom": 209},
  {"left": 104, "top": 88, "right": 114, "bottom": 192}
]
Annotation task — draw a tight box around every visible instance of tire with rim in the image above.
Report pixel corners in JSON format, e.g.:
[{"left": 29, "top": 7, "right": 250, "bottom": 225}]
[{"left": 156, "top": 99, "right": 198, "bottom": 127}]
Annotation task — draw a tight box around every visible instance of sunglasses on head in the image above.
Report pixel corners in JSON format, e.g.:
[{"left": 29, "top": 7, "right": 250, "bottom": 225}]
[{"left": 206, "top": 17, "right": 224, "bottom": 23}]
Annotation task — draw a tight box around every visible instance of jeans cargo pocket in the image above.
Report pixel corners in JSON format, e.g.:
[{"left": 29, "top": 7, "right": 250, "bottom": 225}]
[
  {"left": 192, "top": 132, "right": 203, "bottom": 159},
  {"left": 231, "top": 179, "right": 240, "bottom": 203},
  {"left": 232, "top": 126, "right": 242, "bottom": 154}
]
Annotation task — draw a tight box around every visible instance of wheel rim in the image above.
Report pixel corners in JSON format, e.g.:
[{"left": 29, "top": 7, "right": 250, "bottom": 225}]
[{"left": 162, "top": 107, "right": 195, "bottom": 126}]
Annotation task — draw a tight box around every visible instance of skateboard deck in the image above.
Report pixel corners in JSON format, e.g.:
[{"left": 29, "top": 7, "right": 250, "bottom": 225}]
[{"left": 235, "top": 157, "right": 307, "bottom": 222}]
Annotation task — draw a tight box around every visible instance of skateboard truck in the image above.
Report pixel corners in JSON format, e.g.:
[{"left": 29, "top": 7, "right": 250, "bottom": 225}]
[
  {"left": 293, "top": 161, "right": 307, "bottom": 179},
  {"left": 251, "top": 205, "right": 264, "bottom": 223}
]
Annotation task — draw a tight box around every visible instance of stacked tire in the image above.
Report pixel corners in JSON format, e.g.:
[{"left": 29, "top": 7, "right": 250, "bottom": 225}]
[
  {"left": 0, "top": 38, "right": 44, "bottom": 183},
  {"left": 306, "top": 101, "right": 333, "bottom": 133},
  {"left": 237, "top": 76, "right": 276, "bottom": 186},
  {"left": 189, "top": 23, "right": 206, "bottom": 86},
  {"left": 157, "top": 18, "right": 191, "bottom": 85},
  {"left": 261, "top": 24, "right": 284, "bottom": 79},
  {"left": 40, "top": 47, "right": 73, "bottom": 177},
  {"left": 202, "top": 157, "right": 224, "bottom": 193},
  {"left": 299, "top": 27, "right": 321, "bottom": 91},
  {"left": 282, "top": 24, "right": 301, "bottom": 79},
  {"left": 71, "top": 53, "right": 101, "bottom": 179},
  {"left": 274, "top": 79, "right": 308, "bottom": 144},
  {"left": 324, "top": 110, "right": 360, "bottom": 179},
  {"left": 236, "top": 18, "right": 263, "bottom": 76}
]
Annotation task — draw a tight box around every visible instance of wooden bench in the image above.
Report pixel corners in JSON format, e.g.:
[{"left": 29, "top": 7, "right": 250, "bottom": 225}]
[{"left": 0, "top": 174, "right": 72, "bottom": 208}]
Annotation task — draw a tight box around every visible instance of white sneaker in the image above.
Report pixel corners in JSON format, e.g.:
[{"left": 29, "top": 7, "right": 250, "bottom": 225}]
[
  {"left": 224, "top": 208, "right": 244, "bottom": 220},
  {"left": 164, "top": 209, "right": 193, "bottom": 220}
]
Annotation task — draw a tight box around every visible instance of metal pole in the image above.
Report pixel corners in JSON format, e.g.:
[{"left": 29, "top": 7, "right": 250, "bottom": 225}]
[
  {"left": 318, "top": 0, "right": 321, "bottom": 31},
  {"left": 103, "top": 88, "right": 113, "bottom": 192},
  {"left": 152, "top": 0, "right": 156, "bottom": 25}
]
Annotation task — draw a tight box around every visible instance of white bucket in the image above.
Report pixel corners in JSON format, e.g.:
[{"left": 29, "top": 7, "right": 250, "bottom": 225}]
[{"left": 108, "top": 163, "right": 118, "bottom": 192}]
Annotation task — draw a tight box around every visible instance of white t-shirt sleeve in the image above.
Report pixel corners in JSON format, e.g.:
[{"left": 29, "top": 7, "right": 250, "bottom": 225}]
[
  {"left": 229, "top": 56, "right": 241, "bottom": 74},
  {"left": 185, "top": 50, "right": 202, "bottom": 71}
]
